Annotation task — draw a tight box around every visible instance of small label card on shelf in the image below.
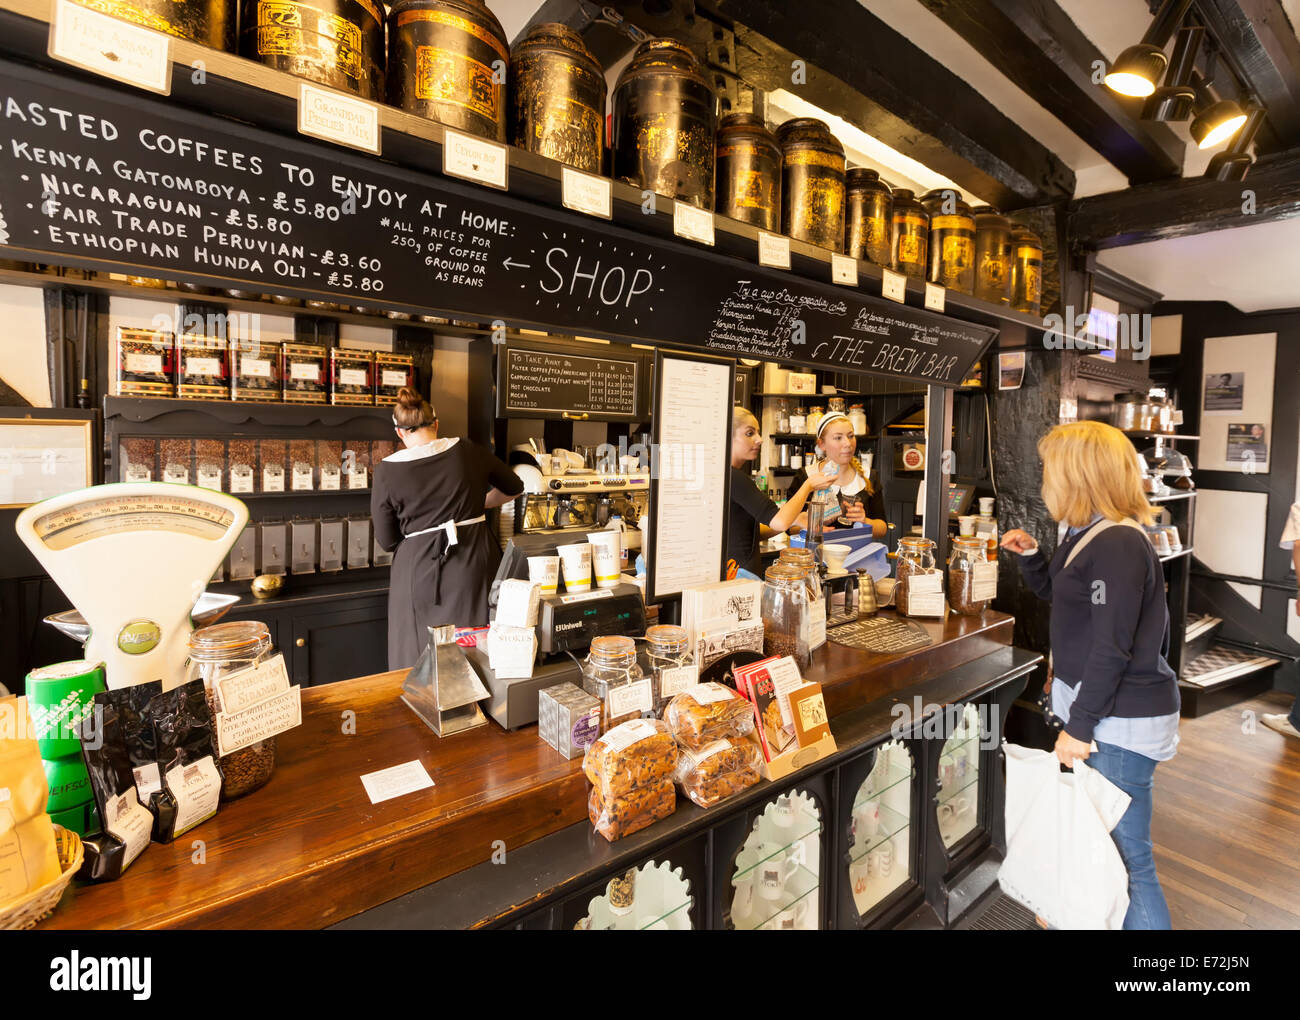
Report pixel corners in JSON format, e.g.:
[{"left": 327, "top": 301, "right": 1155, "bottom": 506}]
[
  {"left": 673, "top": 202, "right": 715, "bottom": 246},
  {"left": 831, "top": 253, "right": 859, "bottom": 287},
  {"left": 561, "top": 167, "right": 612, "bottom": 219},
  {"left": 297, "top": 83, "right": 380, "bottom": 154},
  {"left": 971, "top": 561, "right": 999, "bottom": 601},
  {"left": 443, "top": 128, "right": 509, "bottom": 190},
  {"left": 758, "top": 232, "right": 791, "bottom": 269},
  {"left": 49, "top": 0, "right": 172, "bottom": 94},
  {"left": 360, "top": 760, "right": 435, "bottom": 805},
  {"left": 906, "top": 571, "right": 946, "bottom": 618},
  {"left": 925, "top": 282, "right": 946, "bottom": 313},
  {"left": 882, "top": 268, "right": 907, "bottom": 304}
]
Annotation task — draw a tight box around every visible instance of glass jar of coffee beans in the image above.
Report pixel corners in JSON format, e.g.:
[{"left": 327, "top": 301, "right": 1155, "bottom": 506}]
[
  {"left": 947, "top": 536, "right": 992, "bottom": 615},
  {"left": 894, "top": 536, "right": 938, "bottom": 618},
  {"left": 763, "top": 563, "right": 811, "bottom": 667}
]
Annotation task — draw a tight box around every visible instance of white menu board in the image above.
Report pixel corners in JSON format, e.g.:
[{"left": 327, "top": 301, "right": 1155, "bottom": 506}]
[{"left": 648, "top": 351, "right": 734, "bottom": 602}]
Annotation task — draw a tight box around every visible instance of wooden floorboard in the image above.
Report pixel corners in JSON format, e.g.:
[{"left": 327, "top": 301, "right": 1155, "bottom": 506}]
[{"left": 1152, "top": 690, "right": 1300, "bottom": 930}]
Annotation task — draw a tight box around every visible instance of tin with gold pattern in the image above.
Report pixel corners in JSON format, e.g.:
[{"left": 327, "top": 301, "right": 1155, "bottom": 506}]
[
  {"left": 845, "top": 168, "right": 892, "bottom": 268},
  {"left": 920, "top": 189, "right": 976, "bottom": 295},
  {"left": 509, "top": 23, "right": 605, "bottom": 173},
  {"left": 1010, "top": 226, "right": 1044, "bottom": 316},
  {"left": 890, "top": 189, "right": 929, "bottom": 281},
  {"left": 239, "top": 0, "right": 384, "bottom": 100},
  {"left": 715, "top": 112, "right": 781, "bottom": 231},
  {"left": 72, "top": 0, "right": 235, "bottom": 51},
  {"left": 972, "top": 206, "right": 1013, "bottom": 306},
  {"left": 778, "top": 118, "right": 845, "bottom": 252}
]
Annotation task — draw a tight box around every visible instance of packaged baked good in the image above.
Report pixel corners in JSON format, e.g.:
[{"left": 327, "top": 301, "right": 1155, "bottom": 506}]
[
  {"left": 664, "top": 682, "right": 756, "bottom": 751},
  {"left": 588, "top": 778, "right": 676, "bottom": 842},
  {"left": 583, "top": 718, "right": 677, "bottom": 800},
  {"left": 672, "top": 736, "right": 763, "bottom": 808}
]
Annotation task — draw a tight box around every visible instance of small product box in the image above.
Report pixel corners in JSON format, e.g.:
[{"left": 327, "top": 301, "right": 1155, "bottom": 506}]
[
  {"left": 538, "top": 682, "right": 602, "bottom": 760},
  {"left": 176, "top": 335, "right": 229, "bottom": 400},
  {"left": 375, "top": 352, "right": 415, "bottom": 401},
  {"left": 331, "top": 348, "right": 375, "bottom": 406},
  {"left": 230, "top": 339, "right": 283, "bottom": 402},
  {"left": 346, "top": 516, "right": 371, "bottom": 569},
  {"left": 282, "top": 342, "right": 328, "bottom": 404},
  {"left": 115, "top": 328, "right": 175, "bottom": 397}
]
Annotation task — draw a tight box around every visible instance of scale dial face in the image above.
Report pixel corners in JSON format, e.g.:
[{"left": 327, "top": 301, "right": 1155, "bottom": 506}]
[{"left": 30, "top": 492, "right": 236, "bottom": 550}]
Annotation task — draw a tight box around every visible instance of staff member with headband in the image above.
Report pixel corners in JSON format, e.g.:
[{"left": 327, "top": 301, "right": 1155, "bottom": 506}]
[
  {"left": 792, "top": 411, "right": 888, "bottom": 538},
  {"left": 372, "top": 387, "right": 524, "bottom": 669}
]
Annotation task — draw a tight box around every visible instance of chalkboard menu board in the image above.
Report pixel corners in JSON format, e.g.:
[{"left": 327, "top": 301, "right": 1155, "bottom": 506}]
[
  {"left": 497, "top": 343, "right": 640, "bottom": 420},
  {"left": 0, "top": 62, "right": 996, "bottom": 388}
]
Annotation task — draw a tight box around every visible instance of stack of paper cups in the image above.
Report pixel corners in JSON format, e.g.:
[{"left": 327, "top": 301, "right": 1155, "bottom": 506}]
[
  {"left": 587, "top": 531, "right": 621, "bottom": 589},
  {"left": 527, "top": 555, "right": 560, "bottom": 595},
  {"left": 558, "top": 542, "right": 592, "bottom": 593}
]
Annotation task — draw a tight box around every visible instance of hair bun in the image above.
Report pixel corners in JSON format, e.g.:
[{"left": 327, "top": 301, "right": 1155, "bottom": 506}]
[{"left": 395, "top": 386, "right": 422, "bottom": 408}]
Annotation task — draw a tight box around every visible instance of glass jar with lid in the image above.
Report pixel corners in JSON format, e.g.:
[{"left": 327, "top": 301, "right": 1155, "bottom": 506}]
[
  {"left": 789, "top": 406, "right": 807, "bottom": 433},
  {"left": 779, "top": 547, "right": 826, "bottom": 650},
  {"left": 848, "top": 403, "right": 867, "bottom": 436},
  {"left": 827, "top": 396, "right": 846, "bottom": 415},
  {"left": 643, "top": 625, "right": 696, "bottom": 714},
  {"left": 185, "top": 621, "right": 279, "bottom": 799},
  {"left": 947, "top": 536, "right": 991, "bottom": 615},
  {"left": 894, "top": 536, "right": 939, "bottom": 618},
  {"left": 806, "top": 405, "right": 825, "bottom": 435},
  {"left": 776, "top": 400, "right": 790, "bottom": 435},
  {"left": 582, "top": 635, "right": 651, "bottom": 730},
  {"left": 762, "top": 563, "right": 811, "bottom": 667}
]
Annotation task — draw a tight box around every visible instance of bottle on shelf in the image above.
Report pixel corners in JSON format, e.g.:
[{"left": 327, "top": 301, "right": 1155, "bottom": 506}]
[
  {"left": 975, "top": 497, "right": 998, "bottom": 558},
  {"left": 776, "top": 400, "right": 790, "bottom": 435},
  {"left": 789, "top": 406, "right": 807, "bottom": 433}
]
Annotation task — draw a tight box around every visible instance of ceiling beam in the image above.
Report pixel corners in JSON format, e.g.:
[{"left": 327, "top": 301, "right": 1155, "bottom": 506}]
[
  {"left": 914, "top": 0, "right": 1185, "bottom": 184},
  {"left": 709, "top": 0, "right": 1076, "bottom": 208},
  {"left": 1067, "top": 146, "right": 1300, "bottom": 248}
]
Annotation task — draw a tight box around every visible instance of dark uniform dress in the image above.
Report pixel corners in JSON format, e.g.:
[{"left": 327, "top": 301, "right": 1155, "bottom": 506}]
[{"left": 371, "top": 437, "right": 523, "bottom": 670}]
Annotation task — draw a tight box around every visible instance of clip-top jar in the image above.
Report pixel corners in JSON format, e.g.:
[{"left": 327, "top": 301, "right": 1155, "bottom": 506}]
[
  {"left": 613, "top": 38, "right": 717, "bottom": 209},
  {"left": 644, "top": 625, "right": 695, "bottom": 714},
  {"left": 890, "top": 189, "right": 929, "bottom": 281},
  {"left": 972, "top": 206, "right": 1013, "bottom": 305},
  {"left": 947, "top": 536, "right": 991, "bottom": 615},
  {"left": 509, "top": 22, "right": 606, "bottom": 172},
  {"left": 763, "top": 563, "right": 811, "bottom": 667},
  {"left": 921, "top": 189, "right": 976, "bottom": 294},
  {"left": 779, "top": 547, "right": 826, "bottom": 650},
  {"left": 1010, "top": 226, "right": 1044, "bottom": 316},
  {"left": 581, "top": 635, "right": 650, "bottom": 731},
  {"left": 845, "top": 168, "right": 893, "bottom": 268},
  {"left": 894, "top": 536, "right": 938, "bottom": 618},
  {"left": 240, "top": 0, "right": 384, "bottom": 100},
  {"left": 186, "top": 621, "right": 278, "bottom": 798},
  {"left": 778, "top": 118, "right": 846, "bottom": 252},
  {"left": 716, "top": 112, "right": 782, "bottom": 231}
]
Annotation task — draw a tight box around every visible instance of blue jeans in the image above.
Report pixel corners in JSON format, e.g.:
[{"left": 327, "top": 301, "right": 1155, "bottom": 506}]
[
  {"left": 1088, "top": 741, "right": 1172, "bottom": 930},
  {"left": 1290, "top": 696, "right": 1300, "bottom": 731}
]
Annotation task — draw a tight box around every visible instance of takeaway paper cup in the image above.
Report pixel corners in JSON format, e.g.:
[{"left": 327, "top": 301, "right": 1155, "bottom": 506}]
[
  {"left": 587, "top": 530, "right": 622, "bottom": 589},
  {"left": 558, "top": 542, "right": 592, "bottom": 593},
  {"left": 527, "top": 555, "right": 560, "bottom": 595}
]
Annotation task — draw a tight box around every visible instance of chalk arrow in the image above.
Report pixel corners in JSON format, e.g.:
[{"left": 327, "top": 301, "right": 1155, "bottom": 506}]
[{"left": 502, "top": 258, "right": 532, "bottom": 270}]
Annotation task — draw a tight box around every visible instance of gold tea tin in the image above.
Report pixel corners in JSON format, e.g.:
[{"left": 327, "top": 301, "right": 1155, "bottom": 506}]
[
  {"left": 845, "top": 168, "right": 892, "bottom": 268},
  {"left": 778, "top": 118, "right": 845, "bottom": 252},
  {"left": 972, "top": 206, "right": 1013, "bottom": 306},
  {"left": 1010, "top": 226, "right": 1044, "bottom": 316},
  {"left": 921, "top": 189, "right": 976, "bottom": 294},
  {"left": 715, "top": 112, "right": 781, "bottom": 231},
  {"left": 240, "top": 0, "right": 384, "bottom": 100},
  {"left": 509, "top": 22, "right": 605, "bottom": 173},
  {"left": 72, "top": 0, "right": 236, "bottom": 51},
  {"left": 890, "top": 189, "right": 929, "bottom": 281}
]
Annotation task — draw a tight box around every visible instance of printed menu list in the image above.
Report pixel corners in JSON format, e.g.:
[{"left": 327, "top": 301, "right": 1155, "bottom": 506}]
[{"left": 501, "top": 347, "right": 638, "bottom": 417}]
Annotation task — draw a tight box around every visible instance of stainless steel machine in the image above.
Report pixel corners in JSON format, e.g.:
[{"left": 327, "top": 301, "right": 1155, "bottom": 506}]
[{"left": 517, "top": 470, "right": 650, "bottom": 536}]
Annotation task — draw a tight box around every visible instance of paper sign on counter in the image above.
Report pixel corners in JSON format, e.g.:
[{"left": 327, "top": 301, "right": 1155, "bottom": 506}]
[
  {"left": 298, "top": 83, "right": 380, "bottom": 154},
  {"left": 443, "top": 128, "right": 508, "bottom": 190},
  {"left": 216, "top": 653, "right": 291, "bottom": 714},
  {"left": 361, "top": 760, "right": 435, "bottom": 805},
  {"left": 49, "top": 0, "right": 172, "bottom": 95},
  {"left": 562, "top": 167, "right": 612, "bottom": 219}
]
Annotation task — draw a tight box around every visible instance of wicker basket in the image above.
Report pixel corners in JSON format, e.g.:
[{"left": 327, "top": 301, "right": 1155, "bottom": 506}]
[{"left": 0, "top": 826, "right": 83, "bottom": 930}]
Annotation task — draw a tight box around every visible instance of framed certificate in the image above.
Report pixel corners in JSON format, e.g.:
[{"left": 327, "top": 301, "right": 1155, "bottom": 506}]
[{"left": 0, "top": 417, "right": 95, "bottom": 508}]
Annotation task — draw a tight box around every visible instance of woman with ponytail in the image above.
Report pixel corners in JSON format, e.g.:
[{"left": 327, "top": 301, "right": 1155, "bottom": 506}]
[
  {"left": 371, "top": 387, "right": 524, "bottom": 668},
  {"left": 794, "top": 412, "right": 887, "bottom": 538}
]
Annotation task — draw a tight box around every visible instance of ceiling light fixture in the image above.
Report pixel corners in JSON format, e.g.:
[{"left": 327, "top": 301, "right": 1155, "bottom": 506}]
[
  {"left": 1105, "top": 0, "right": 1194, "bottom": 98},
  {"left": 1188, "top": 71, "right": 1248, "bottom": 149},
  {"left": 1204, "top": 103, "right": 1264, "bottom": 178},
  {"left": 1142, "top": 25, "right": 1202, "bottom": 120}
]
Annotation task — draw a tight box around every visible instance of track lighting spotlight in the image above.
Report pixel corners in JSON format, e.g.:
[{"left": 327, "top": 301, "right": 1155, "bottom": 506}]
[{"left": 1104, "top": 0, "right": 1194, "bottom": 98}]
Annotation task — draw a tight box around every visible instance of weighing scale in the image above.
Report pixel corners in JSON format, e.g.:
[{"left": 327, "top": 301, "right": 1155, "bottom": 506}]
[{"left": 15, "top": 483, "right": 249, "bottom": 690}]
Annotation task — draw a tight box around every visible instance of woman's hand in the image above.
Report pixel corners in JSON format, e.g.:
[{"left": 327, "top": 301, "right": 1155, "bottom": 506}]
[
  {"left": 1001, "top": 528, "right": 1038, "bottom": 554},
  {"left": 803, "top": 462, "right": 838, "bottom": 491},
  {"left": 1054, "top": 730, "right": 1091, "bottom": 768},
  {"left": 840, "top": 499, "right": 867, "bottom": 524}
]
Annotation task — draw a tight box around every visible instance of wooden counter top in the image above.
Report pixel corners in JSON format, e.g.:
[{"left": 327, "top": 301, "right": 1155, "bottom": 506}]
[{"left": 43, "top": 609, "right": 1015, "bottom": 930}]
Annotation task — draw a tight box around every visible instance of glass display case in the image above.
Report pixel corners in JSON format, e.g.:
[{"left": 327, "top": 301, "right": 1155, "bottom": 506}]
[
  {"left": 730, "top": 790, "right": 821, "bottom": 930},
  {"left": 938, "top": 703, "right": 982, "bottom": 850},
  {"left": 577, "top": 860, "right": 693, "bottom": 930},
  {"left": 849, "top": 741, "right": 914, "bottom": 916}
]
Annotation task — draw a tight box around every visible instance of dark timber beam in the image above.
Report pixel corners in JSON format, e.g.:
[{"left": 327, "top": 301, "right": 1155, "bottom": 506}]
[
  {"left": 916, "top": 0, "right": 1184, "bottom": 184},
  {"left": 1067, "top": 146, "right": 1300, "bottom": 248},
  {"left": 710, "top": 0, "right": 1076, "bottom": 208}
]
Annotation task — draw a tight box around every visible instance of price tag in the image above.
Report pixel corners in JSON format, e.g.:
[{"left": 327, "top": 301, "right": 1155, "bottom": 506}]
[
  {"left": 561, "top": 167, "right": 612, "bottom": 220},
  {"left": 320, "top": 466, "right": 341, "bottom": 490},
  {"left": 197, "top": 468, "right": 222, "bottom": 491},
  {"left": 882, "top": 268, "right": 907, "bottom": 303},
  {"left": 607, "top": 678, "right": 653, "bottom": 718},
  {"left": 262, "top": 466, "right": 285, "bottom": 493},
  {"left": 442, "top": 128, "right": 508, "bottom": 190},
  {"left": 297, "top": 83, "right": 380, "bottom": 154},
  {"left": 673, "top": 201, "right": 715, "bottom": 246},
  {"left": 925, "top": 282, "right": 946, "bottom": 312},
  {"left": 49, "top": 0, "right": 172, "bottom": 95},
  {"left": 381, "top": 369, "right": 409, "bottom": 388},
  {"left": 348, "top": 466, "right": 368, "bottom": 490},
  {"left": 230, "top": 466, "right": 254, "bottom": 494},
  {"left": 971, "top": 561, "right": 999, "bottom": 601},
  {"left": 758, "top": 232, "right": 791, "bottom": 269},
  {"left": 831, "top": 253, "right": 859, "bottom": 287}
]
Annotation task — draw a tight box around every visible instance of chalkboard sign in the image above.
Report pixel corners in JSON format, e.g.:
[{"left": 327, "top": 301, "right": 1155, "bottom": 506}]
[
  {"left": 496, "top": 342, "right": 640, "bottom": 420},
  {"left": 0, "top": 61, "right": 997, "bottom": 389}
]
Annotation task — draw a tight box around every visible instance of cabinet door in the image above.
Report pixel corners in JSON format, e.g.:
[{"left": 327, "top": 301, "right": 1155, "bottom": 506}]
[{"left": 289, "top": 600, "right": 388, "bottom": 686}]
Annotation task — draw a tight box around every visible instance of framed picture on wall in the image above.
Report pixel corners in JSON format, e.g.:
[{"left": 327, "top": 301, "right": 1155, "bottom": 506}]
[{"left": 0, "top": 417, "right": 94, "bottom": 508}]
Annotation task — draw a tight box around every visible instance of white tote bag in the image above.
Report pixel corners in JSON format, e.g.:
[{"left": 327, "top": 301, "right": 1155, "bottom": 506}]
[{"left": 998, "top": 743, "right": 1132, "bottom": 930}]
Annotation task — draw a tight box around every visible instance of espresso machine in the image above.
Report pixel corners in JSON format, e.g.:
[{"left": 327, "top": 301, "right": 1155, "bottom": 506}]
[{"left": 517, "top": 468, "right": 650, "bottom": 536}]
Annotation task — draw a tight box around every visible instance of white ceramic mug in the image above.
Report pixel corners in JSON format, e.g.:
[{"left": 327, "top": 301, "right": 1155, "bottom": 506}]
[
  {"left": 527, "top": 555, "right": 559, "bottom": 595},
  {"left": 731, "top": 874, "right": 755, "bottom": 924},
  {"left": 587, "top": 530, "right": 622, "bottom": 588},
  {"left": 939, "top": 796, "right": 973, "bottom": 828},
  {"left": 850, "top": 856, "right": 871, "bottom": 896},
  {"left": 557, "top": 542, "right": 592, "bottom": 593},
  {"left": 755, "top": 843, "right": 802, "bottom": 901},
  {"left": 851, "top": 799, "right": 880, "bottom": 843},
  {"left": 774, "top": 900, "right": 810, "bottom": 930},
  {"left": 770, "top": 794, "right": 796, "bottom": 829},
  {"left": 938, "top": 754, "right": 956, "bottom": 790}
]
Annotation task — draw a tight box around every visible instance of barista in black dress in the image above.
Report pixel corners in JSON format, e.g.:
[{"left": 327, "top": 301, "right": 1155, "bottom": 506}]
[{"left": 372, "top": 388, "right": 524, "bottom": 669}]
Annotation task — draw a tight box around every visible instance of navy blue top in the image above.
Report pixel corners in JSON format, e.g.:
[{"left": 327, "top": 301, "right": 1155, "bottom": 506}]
[{"left": 1014, "top": 519, "right": 1180, "bottom": 743}]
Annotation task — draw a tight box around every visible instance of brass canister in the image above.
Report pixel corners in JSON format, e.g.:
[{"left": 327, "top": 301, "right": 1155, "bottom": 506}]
[
  {"left": 778, "top": 118, "right": 845, "bottom": 252},
  {"left": 890, "top": 189, "right": 929, "bottom": 280},
  {"left": 921, "top": 189, "right": 976, "bottom": 294},
  {"left": 1010, "top": 226, "right": 1044, "bottom": 316},
  {"left": 972, "top": 206, "right": 1013, "bottom": 306},
  {"left": 715, "top": 112, "right": 781, "bottom": 231},
  {"left": 388, "top": 0, "right": 509, "bottom": 141},
  {"left": 845, "top": 168, "right": 892, "bottom": 268},
  {"left": 508, "top": 22, "right": 605, "bottom": 172},
  {"left": 72, "top": 0, "right": 235, "bottom": 50},
  {"left": 612, "top": 39, "right": 717, "bottom": 209},
  {"left": 240, "top": 0, "right": 384, "bottom": 100}
]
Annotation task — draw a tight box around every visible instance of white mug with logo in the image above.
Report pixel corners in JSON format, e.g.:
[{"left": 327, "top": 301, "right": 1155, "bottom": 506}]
[
  {"left": 850, "top": 856, "right": 871, "bottom": 896},
  {"left": 755, "top": 842, "right": 803, "bottom": 901},
  {"left": 773, "top": 899, "right": 810, "bottom": 930},
  {"left": 770, "top": 794, "right": 796, "bottom": 829},
  {"left": 851, "top": 798, "right": 880, "bottom": 843}
]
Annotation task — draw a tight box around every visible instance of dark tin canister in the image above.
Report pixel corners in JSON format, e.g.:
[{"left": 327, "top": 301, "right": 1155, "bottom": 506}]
[
  {"left": 921, "top": 188, "right": 976, "bottom": 294},
  {"left": 1010, "top": 226, "right": 1044, "bottom": 316},
  {"left": 778, "top": 118, "right": 845, "bottom": 253},
  {"left": 509, "top": 22, "right": 605, "bottom": 173},
  {"left": 72, "top": 0, "right": 236, "bottom": 50},
  {"left": 388, "top": 0, "right": 509, "bottom": 141},
  {"left": 715, "top": 112, "right": 781, "bottom": 231},
  {"left": 240, "top": 0, "right": 384, "bottom": 100},
  {"left": 890, "top": 188, "right": 929, "bottom": 281},
  {"left": 612, "top": 38, "right": 717, "bottom": 210},
  {"left": 972, "top": 206, "right": 1013, "bottom": 306},
  {"left": 845, "top": 168, "right": 892, "bottom": 268}
]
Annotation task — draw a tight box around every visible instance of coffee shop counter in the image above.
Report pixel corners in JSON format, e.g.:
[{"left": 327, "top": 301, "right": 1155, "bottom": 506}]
[{"left": 42, "top": 610, "right": 1038, "bottom": 930}]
